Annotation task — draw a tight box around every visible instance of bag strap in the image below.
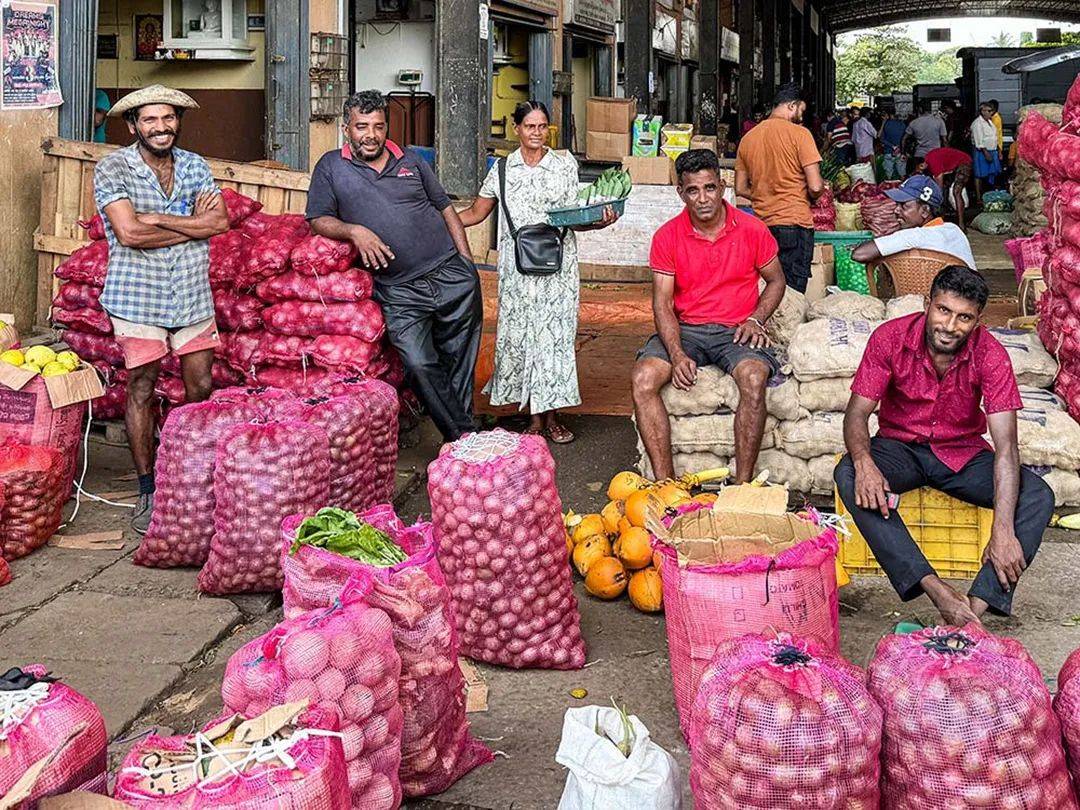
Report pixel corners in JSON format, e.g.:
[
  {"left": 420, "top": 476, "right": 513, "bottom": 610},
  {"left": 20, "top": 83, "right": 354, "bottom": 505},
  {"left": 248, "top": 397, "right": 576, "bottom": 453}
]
[{"left": 497, "top": 157, "right": 518, "bottom": 238}]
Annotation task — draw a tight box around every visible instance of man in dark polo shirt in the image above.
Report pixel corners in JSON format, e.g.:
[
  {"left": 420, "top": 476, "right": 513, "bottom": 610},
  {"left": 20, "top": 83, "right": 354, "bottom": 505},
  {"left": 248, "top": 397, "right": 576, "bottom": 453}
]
[{"left": 307, "top": 89, "right": 481, "bottom": 441}]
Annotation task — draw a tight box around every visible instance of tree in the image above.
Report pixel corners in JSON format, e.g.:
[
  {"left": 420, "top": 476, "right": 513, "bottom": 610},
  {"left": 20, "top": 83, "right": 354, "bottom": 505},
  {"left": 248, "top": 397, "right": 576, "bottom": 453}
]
[
  {"left": 989, "top": 31, "right": 1015, "bottom": 47},
  {"left": 1022, "top": 30, "right": 1080, "bottom": 47},
  {"left": 916, "top": 47, "right": 960, "bottom": 84},
  {"left": 835, "top": 28, "right": 924, "bottom": 103}
]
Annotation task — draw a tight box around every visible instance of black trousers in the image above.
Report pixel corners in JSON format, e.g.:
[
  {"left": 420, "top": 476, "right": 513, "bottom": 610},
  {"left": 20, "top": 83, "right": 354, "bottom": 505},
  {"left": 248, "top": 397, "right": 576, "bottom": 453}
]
[
  {"left": 834, "top": 438, "right": 1054, "bottom": 616},
  {"left": 768, "top": 225, "right": 815, "bottom": 293},
  {"left": 374, "top": 253, "right": 483, "bottom": 441}
]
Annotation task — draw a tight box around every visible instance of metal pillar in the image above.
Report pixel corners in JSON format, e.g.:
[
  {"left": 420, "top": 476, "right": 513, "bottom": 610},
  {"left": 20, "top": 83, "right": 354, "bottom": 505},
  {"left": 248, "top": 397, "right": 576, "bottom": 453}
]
[
  {"left": 737, "top": 0, "right": 754, "bottom": 118},
  {"left": 625, "top": 0, "right": 652, "bottom": 112},
  {"left": 761, "top": 0, "right": 776, "bottom": 99},
  {"left": 436, "top": 0, "right": 484, "bottom": 196},
  {"left": 699, "top": 0, "right": 719, "bottom": 134}
]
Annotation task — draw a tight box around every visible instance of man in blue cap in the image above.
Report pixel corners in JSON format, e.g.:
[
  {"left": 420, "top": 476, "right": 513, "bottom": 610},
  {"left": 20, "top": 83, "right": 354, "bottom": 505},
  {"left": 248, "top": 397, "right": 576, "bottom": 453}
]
[{"left": 851, "top": 175, "right": 975, "bottom": 270}]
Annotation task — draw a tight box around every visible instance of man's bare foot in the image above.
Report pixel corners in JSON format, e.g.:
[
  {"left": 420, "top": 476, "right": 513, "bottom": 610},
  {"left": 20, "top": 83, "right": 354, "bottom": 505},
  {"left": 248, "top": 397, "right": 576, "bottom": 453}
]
[{"left": 922, "top": 576, "right": 983, "bottom": 627}]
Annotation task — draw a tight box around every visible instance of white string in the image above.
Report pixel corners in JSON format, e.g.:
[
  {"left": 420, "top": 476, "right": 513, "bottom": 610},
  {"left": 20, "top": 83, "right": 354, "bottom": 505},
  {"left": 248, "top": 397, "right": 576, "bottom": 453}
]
[
  {"left": 0, "top": 682, "right": 50, "bottom": 738},
  {"left": 450, "top": 429, "right": 520, "bottom": 462},
  {"left": 62, "top": 399, "right": 137, "bottom": 532}
]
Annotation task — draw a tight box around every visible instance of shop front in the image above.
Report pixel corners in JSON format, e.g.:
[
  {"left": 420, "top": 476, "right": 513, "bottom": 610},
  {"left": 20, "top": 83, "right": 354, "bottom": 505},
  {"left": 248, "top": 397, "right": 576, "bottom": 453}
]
[
  {"left": 562, "top": 0, "right": 617, "bottom": 154},
  {"left": 487, "top": 0, "right": 556, "bottom": 152}
]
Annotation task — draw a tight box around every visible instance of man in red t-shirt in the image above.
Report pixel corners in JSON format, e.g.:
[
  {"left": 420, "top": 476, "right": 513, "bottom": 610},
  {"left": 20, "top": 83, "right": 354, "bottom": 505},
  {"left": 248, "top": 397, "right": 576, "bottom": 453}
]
[
  {"left": 632, "top": 149, "right": 786, "bottom": 482},
  {"left": 835, "top": 266, "right": 1053, "bottom": 626}
]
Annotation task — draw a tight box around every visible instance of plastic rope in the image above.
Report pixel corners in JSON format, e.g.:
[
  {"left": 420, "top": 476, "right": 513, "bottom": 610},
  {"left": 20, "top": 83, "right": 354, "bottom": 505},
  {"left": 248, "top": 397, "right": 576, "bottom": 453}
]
[{"left": 0, "top": 682, "right": 50, "bottom": 737}]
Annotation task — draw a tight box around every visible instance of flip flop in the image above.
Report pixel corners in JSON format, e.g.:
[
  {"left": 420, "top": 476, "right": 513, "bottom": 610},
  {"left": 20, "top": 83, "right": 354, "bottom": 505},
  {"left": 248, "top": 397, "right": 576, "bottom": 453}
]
[
  {"left": 523, "top": 425, "right": 544, "bottom": 436},
  {"left": 545, "top": 423, "right": 574, "bottom": 444}
]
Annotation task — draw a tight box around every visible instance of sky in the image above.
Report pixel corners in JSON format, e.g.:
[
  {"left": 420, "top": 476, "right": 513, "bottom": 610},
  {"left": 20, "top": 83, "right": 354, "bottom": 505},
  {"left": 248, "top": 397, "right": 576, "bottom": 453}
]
[{"left": 845, "top": 17, "right": 1080, "bottom": 51}]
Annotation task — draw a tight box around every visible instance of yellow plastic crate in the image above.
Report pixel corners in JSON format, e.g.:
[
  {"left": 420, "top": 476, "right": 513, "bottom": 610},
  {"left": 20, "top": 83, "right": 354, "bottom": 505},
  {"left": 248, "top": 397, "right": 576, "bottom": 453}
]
[{"left": 835, "top": 486, "right": 994, "bottom": 578}]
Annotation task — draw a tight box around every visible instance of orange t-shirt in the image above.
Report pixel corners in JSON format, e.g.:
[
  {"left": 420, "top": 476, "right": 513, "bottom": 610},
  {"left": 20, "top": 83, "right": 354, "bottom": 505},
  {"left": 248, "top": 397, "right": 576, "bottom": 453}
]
[{"left": 735, "top": 118, "right": 822, "bottom": 229}]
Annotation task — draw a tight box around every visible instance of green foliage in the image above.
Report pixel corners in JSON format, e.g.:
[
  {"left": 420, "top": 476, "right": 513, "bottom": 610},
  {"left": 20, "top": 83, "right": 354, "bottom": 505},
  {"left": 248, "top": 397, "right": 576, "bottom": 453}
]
[
  {"left": 1021, "top": 30, "right": 1080, "bottom": 47},
  {"left": 917, "top": 47, "right": 961, "bottom": 85},
  {"left": 836, "top": 28, "right": 925, "bottom": 103}
]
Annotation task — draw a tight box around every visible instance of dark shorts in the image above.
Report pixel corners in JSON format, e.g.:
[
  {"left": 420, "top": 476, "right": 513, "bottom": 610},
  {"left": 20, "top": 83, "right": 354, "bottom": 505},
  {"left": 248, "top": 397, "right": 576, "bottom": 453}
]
[
  {"left": 768, "top": 225, "right": 815, "bottom": 293},
  {"left": 636, "top": 324, "right": 780, "bottom": 376}
]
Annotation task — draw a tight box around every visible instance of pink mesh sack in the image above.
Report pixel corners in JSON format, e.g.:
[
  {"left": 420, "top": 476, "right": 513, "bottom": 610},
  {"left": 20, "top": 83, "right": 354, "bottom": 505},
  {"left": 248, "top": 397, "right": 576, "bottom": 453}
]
[
  {"left": 1059, "top": 647, "right": 1080, "bottom": 691},
  {"left": 1019, "top": 113, "right": 1080, "bottom": 181},
  {"left": 210, "top": 229, "right": 246, "bottom": 290},
  {"left": 241, "top": 212, "right": 307, "bottom": 239},
  {"left": 309, "top": 336, "right": 381, "bottom": 373},
  {"left": 61, "top": 330, "right": 125, "bottom": 367},
  {"left": 690, "top": 632, "right": 882, "bottom": 810},
  {"left": 91, "top": 380, "right": 126, "bottom": 420},
  {"left": 1055, "top": 647, "right": 1080, "bottom": 789},
  {"left": 869, "top": 624, "right": 1076, "bottom": 810},
  {"left": 218, "top": 330, "right": 261, "bottom": 375},
  {"left": 209, "top": 385, "right": 297, "bottom": 416},
  {"left": 289, "top": 235, "right": 358, "bottom": 276},
  {"left": 154, "top": 374, "right": 186, "bottom": 407},
  {"left": 256, "top": 268, "right": 374, "bottom": 304},
  {"left": 263, "top": 299, "right": 386, "bottom": 342},
  {"left": 52, "top": 281, "right": 101, "bottom": 310},
  {"left": 214, "top": 289, "right": 263, "bottom": 332},
  {"left": 281, "top": 505, "right": 493, "bottom": 797},
  {"left": 0, "top": 442, "right": 66, "bottom": 562},
  {"left": 254, "top": 333, "right": 311, "bottom": 368},
  {"left": 251, "top": 365, "right": 330, "bottom": 393},
  {"left": 53, "top": 241, "right": 108, "bottom": 286},
  {"left": 77, "top": 214, "right": 106, "bottom": 241},
  {"left": 316, "top": 375, "right": 399, "bottom": 503},
  {"left": 0, "top": 555, "right": 9, "bottom": 588},
  {"left": 198, "top": 420, "right": 330, "bottom": 594},
  {"left": 51, "top": 306, "right": 112, "bottom": 336},
  {"left": 135, "top": 399, "right": 260, "bottom": 568},
  {"left": 213, "top": 362, "right": 244, "bottom": 388},
  {"left": 427, "top": 429, "right": 586, "bottom": 670},
  {"left": 0, "top": 375, "right": 86, "bottom": 499},
  {"left": 236, "top": 222, "right": 311, "bottom": 288},
  {"left": 114, "top": 705, "right": 348, "bottom": 809},
  {"left": 0, "top": 665, "right": 108, "bottom": 804},
  {"left": 652, "top": 501, "right": 840, "bottom": 737},
  {"left": 220, "top": 188, "right": 264, "bottom": 227},
  {"left": 221, "top": 580, "right": 404, "bottom": 808}
]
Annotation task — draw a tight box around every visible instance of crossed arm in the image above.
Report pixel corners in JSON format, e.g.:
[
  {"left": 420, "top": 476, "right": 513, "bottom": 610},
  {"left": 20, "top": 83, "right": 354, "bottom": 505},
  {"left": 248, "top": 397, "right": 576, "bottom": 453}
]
[{"left": 103, "top": 191, "right": 229, "bottom": 249}]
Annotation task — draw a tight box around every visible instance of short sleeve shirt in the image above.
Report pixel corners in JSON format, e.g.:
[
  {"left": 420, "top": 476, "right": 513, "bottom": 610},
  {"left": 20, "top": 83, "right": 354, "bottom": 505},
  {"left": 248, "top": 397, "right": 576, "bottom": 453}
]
[
  {"left": 924, "top": 147, "right": 972, "bottom": 178},
  {"left": 649, "top": 203, "right": 778, "bottom": 326},
  {"left": 873, "top": 220, "right": 976, "bottom": 270},
  {"left": 94, "top": 145, "right": 218, "bottom": 328},
  {"left": 735, "top": 118, "right": 822, "bottom": 228},
  {"left": 305, "top": 141, "right": 457, "bottom": 288},
  {"left": 851, "top": 313, "right": 1022, "bottom": 471},
  {"left": 905, "top": 115, "right": 947, "bottom": 158}
]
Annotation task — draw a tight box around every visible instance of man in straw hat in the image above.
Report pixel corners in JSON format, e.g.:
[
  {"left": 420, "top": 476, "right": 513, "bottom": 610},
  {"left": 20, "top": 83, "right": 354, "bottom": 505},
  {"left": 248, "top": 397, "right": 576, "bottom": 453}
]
[{"left": 93, "top": 84, "right": 229, "bottom": 533}]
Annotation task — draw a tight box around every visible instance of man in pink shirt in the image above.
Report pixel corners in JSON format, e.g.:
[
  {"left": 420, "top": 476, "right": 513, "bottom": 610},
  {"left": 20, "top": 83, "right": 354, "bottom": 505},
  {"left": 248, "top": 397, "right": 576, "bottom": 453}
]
[{"left": 835, "top": 265, "right": 1053, "bottom": 626}]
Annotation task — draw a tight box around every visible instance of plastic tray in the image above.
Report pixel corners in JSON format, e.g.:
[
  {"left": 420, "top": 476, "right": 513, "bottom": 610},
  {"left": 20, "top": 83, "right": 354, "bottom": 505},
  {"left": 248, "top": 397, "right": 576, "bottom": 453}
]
[
  {"left": 835, "top": 485, "right": 993, "bottom": 579},
  {"left": 547, "top": 197, "right": 627, "bottom": 227},
  {"left": 814, "top": 230, "right": 873, "bottom": 246}
]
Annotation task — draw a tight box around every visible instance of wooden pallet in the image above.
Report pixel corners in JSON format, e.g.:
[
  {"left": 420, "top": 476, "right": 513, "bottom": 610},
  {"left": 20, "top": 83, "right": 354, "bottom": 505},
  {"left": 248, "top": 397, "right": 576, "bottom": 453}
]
[{"left": 87, "top": 418, "right": 128, "bottom": 446}]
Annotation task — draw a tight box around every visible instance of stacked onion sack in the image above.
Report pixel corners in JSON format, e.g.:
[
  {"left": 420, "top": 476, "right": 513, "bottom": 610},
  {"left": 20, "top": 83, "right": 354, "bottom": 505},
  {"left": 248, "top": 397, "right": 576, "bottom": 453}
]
[
  {"left": 811, "top": 186, "right": 836, "bottom": 231},
  {"left": 690, "top": 632, "right": 882, "bottom": 810},
  {"left": 0, "top": 441, "right": 68, "bottom": 563},
  {"left": 869, "top": 624, "right": 1076, "bottom": 810},
  {"left": 1055, "top": 646, "right": 1080, "bottom": 787},
  {"left": 427, "top": 429, "right": 586, "bottom": 669},
  {"left": 1027, "top": 75, "right": 1080, "bottom": 423},
  {"left": 1012, "top": 104, "right": 1063, "bottom": 236}
]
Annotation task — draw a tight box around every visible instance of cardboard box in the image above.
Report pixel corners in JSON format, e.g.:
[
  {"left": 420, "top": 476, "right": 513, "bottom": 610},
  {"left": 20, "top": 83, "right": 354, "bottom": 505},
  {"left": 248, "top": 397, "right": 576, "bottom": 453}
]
[
  {"left": 690, "top": 135, "right": 718, "bottom": 154},
  {"left": 586, "top": 97, "right": 637, "bottom": 134},
  {"left": 621, "top": 156, "right": 676, "bottom": 185},
  {"left": 0, "top": 362, "right": 105, "bottom": 408},
  {"left": 660, "top": 123, "right": 694, "bottom": 149},
  {"left": 632, "top": 115, "right": 662, "bottom": 157},
  {"left": 586, "top": 131, "right": 631, "bottom": 162},
  {"left": 805, "top": 243, "right": 836, "bottom": 304}
]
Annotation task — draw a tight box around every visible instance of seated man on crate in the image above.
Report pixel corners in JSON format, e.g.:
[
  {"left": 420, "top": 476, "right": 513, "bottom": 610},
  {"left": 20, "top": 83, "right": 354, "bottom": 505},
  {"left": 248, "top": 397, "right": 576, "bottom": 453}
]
[
  {"left": 850, "top": 175, "right": 976, "bottom": 270},
  {"left": 93, "top": 85, "right": 230, "bottom": 534},
  {"left": 834, "top": 265, "right": 1054, "bottom": 626},
  {"left": 632, "top": 149, "right": 786, "bottom": 483}
]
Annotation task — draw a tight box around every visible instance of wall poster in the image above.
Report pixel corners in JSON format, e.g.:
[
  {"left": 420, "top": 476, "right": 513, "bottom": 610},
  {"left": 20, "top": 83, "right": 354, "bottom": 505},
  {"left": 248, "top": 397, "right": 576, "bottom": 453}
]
[{"left": 1, "top": 1, "right": 62, "bottom": 109}]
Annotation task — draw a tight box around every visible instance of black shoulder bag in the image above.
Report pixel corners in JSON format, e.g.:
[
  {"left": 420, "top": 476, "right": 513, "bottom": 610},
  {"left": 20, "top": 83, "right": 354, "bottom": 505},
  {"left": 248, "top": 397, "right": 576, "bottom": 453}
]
[{"left": 498, "top": 156, "right": 566, "bottom": 276}]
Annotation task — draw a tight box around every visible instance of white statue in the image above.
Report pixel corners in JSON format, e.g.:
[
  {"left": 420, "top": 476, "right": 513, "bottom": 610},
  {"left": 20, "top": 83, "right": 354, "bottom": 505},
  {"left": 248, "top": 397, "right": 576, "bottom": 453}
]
[{"left": 197, "top": 0, "right": 222, "bottom": 38}]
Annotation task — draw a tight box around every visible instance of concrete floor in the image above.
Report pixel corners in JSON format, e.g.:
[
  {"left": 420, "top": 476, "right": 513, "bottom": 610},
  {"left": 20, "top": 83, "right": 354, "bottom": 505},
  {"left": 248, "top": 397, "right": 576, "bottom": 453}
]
[{"left": 2, "top": 413, "right": 1078, "bottom": 808}]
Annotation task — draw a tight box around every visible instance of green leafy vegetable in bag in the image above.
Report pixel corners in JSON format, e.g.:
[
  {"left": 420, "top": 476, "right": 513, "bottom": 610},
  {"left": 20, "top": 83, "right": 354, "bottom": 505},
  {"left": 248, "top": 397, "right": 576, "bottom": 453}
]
[{"left": 289, "top": 507, "right": 407, "bottom": 567}]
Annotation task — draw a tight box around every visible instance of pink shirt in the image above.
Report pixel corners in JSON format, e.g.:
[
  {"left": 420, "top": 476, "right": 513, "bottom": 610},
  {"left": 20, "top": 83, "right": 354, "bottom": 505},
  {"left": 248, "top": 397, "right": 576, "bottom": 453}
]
[{"left": 851, "top": 313, "right": 1022, "bottom": 471}]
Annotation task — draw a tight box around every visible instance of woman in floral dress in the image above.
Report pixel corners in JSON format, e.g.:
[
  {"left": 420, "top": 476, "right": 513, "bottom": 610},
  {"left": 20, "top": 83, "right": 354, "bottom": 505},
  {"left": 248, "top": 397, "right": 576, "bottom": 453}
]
[{"left": 459, "top": 101, "right": 618, "bottom": 443}]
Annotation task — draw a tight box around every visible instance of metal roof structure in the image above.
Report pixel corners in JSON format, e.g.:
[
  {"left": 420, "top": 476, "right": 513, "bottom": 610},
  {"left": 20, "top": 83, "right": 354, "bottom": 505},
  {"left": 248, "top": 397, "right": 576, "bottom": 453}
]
[{"left": 819, "top": 0, "right": 1080, "bottom": 32}]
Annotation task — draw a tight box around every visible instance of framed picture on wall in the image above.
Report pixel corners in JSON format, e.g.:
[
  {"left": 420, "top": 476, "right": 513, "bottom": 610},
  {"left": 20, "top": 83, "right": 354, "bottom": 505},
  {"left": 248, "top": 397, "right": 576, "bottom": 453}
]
[{"left": 134, "top": 14, "right": 163, "bottom": 61}]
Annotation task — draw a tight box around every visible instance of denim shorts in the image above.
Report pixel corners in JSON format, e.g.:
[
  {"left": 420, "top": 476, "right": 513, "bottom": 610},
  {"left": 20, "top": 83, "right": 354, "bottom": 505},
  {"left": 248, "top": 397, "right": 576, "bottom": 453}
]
[{"left": 637, "top": 323, "right": 779, "bottom": 376}]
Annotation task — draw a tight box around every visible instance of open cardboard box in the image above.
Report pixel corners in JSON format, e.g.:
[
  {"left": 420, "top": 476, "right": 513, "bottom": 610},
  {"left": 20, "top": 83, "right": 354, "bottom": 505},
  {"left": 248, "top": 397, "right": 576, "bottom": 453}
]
[
  {"left": 0, "top": 363, "right": 105, "bottom": 409},
  {"left": 649, "top": 484, "right": 821, "bottom": 567}
]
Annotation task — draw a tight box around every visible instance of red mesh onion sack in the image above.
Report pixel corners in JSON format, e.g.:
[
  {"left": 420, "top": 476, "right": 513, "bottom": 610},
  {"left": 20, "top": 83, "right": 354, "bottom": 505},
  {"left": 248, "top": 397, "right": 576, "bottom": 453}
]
[
  {"left": 251, "top": 365, "right": 330, "bottom": 393},
  {"left": 135, "top": 399, "right": 261, "bottom": 568},
  {"left": 0, "top": 557, "right": 9, "bottom": 588},
  {"left": 257, "top": 268, "right": 374, "bottom": 304},
  {"left": 78, "top": 214, "right": 106, "bottom": 241},
  {"left": 427, "top": 429, "right": 586, "bottom": 670},
  {"left": 0, "top": 665, "right": 108, "bottom": 803},
  {"left": 114, "top": 705, "right": 348, "bottom": 810},
  {"left": 210, "top": 385, "right": 297, "bottom": 416},
  {"left": 869, "top": 624, "right": 1076, "bottom": 810},
  {"left": 51, "top": 306, "right": 112, "bottom": 336},
  {"left": 237, "top": 221, "right": 311, "bottom": 288},
  {"left": 0, "top": 442, "right": 66, "bottom": 562},
  {"left": 289, "top": 235, "right": 358, "bottom": 276},
  {"left": 198, "top": 420, "right": 331, "bottom": 594},
  {"left": 210, "top": 229, "right": 247, "bottom": 290},
  {"left": 690, "top": 632, "right": 882, "bottom": 810},
  {"left": 91, "top": 379, "right": 126, "bottom": 420},
  {"left": 241, "top": 212, "right": 307, "bottom": 239},
  {"left": 652, "top": 501, "right": 840, "bottom": 737},
  {"left": 1056, "top": 647, "right": 1080, "bottom": 788},
  {"left": 213, "top": 362, "right": 245, "bottom": 388},
  {"left": 1018, "top": 113, "right": 1080, "bottom": 181},
  {"left": 264, "top": 299, "right": 386, "bottom": 342},
  {"left": 53, "top": 241, "right": 108, "bottom": 286},
  {"left": 254, "top": 333, "right": 311, "bottom": 368},
  {"left": 316, "top": 375, "right": 399, "bottom": 503},
  {"left": 214, "top": 289, "right": 263, "bottom": 332},
  {"left": 1059, "top": 647, "right": 1080, "bottom": 692},
  {"left": 218, "top": 330, "right": 261, "bottom": 375},
  {"left": 155, "top": 374, "right": 186, "bottom": 407},
  {"left": 220, "top": 187, "right": 264, "bottom": 227},
  {"left": 221, "top": 580, "right": 404, "bottom": 808},
  {"left": 860, "top": 193, "right": 901, "bottom": 238},
  {"left": 309, "top": 336, "right": 381, "bottom": 373},
  {"left": 52, "top": 281, "right": 101, "bottom": 310},
  {"left": 61, "top": 330, "right": 125, "bottom": 367}
]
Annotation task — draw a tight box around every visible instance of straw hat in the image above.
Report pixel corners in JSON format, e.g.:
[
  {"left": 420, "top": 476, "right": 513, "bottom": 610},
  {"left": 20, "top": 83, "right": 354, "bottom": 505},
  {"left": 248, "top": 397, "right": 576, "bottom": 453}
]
[{"left": 108, "top": 85, "right": 200, "bottom": 117}]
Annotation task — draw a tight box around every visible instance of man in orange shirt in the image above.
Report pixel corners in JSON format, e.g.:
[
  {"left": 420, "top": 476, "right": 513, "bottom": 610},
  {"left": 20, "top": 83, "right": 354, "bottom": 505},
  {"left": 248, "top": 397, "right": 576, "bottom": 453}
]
[{"left": 734, "top": 83, "right": 825, "bottom": 292}]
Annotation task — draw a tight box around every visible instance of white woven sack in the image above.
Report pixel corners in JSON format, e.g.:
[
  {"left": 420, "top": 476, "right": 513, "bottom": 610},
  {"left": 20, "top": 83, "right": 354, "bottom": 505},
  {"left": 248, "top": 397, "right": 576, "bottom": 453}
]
[
  {"left": 809, "top": 455, "right": 839, "bottom": 495},
  {"left": 777, "top": 411, "right": 878, "bottom": 459},
  {"left": 1019, "top": 385, "right": 1065, "bottom": 411},
  {"left": 669, "top": 413, "right": 777, "bottom": 455},
  {"left": 885, "top": 294, "right": 925, "bottom": 321},
  {"left": 766, "top": 284, "right": 808, "bottom": 347},
  {"left": 1015, "top": 407, "right": 1080, "bottom": 470},
  {"left": 788, "top": 318, "right": 881, "bottom": 382},
  {"left": 731, "top": 449, "right": 812, "bottom": 492},
  {"left": 671, "top": 451, "right": 729, "bottom": 479},
  {"left": 661, "top": 367, "right": 803, "bottom": 421},
  {"left": 988, "top": 327, "right": 1058, "bottom": 388},
  {"left": 808, "top": 291, "right": 886, "bottom": 322},
  {"left": 1044, "top": 469, "right": 1080, "bottom": 507},
  {"left": 798, "top": 377, "right": 855, "bottom": 413}
]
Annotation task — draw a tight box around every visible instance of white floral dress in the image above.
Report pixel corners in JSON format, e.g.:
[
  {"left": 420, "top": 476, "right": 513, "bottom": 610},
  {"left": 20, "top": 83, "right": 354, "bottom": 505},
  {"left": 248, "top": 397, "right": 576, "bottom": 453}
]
[{"left": 479, "top": 148, "right": 581, "bottom": 413}]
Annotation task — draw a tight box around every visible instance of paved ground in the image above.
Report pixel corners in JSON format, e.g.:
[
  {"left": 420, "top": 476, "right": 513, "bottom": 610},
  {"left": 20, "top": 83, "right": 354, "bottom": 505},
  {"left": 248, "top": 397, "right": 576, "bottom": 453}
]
[{"left": 3, "top": 411, "right": 1078, "bottom": 808}]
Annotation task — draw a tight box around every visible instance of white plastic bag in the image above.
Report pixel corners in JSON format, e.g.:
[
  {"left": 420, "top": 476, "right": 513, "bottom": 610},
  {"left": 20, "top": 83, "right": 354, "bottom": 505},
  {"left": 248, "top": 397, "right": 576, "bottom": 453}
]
[{"left": 555, "top": 706, "right": 681, "bottom": 810}]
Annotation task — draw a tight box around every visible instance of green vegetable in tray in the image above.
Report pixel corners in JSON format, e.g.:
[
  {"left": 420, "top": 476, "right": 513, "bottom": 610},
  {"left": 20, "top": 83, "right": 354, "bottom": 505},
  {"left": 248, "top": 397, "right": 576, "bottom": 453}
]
[
  {"left": 290, "top": 507, "right": 407, "bottom": 567},
  {"left": 576, "top": 167, "right": 632, "bottom": 208}
]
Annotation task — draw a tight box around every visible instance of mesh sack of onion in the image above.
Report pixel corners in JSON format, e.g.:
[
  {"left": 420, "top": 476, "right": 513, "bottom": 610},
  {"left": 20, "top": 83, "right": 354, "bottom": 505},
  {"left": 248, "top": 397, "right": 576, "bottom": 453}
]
[
  {"left": 52, "top": 281, "right": 102, "bottom": 310},
  {"left": 221, "top": 577, "right": 403, "bottom": 809},
  {"left": 281, "top": 504, "right": 493, "bottom": 797},
  {"left": 256, "top": 267, "right": 374, "bottom": 304},
  {"left": 114, "top": 704, "right": 348, "bottom": 810},
  {"left": 0, "top": 665, "right": 109, "bottom": 803},
  {"left": 1055, "top": 646, "right": 1080, "bottom": 789},
  {"left": 427, "top": 429, "right": 586, "bottom": 670},
  {"left": 54, "top": 240, "right": 108, "bottom": 286},
  {"left": 0, "top": 441, "right": 67, "bottom": 562},
  {"left": 652, "top": 500, "right": 840, "bottom": 738},
  {"left": 689, "top": 632, "right": 882, "bottom": 810},
  {"left": 220, "top": 187, "right": 264, "bottom": 227},
  {"left": 197, "top": 419, "right": 331, "bottom": 595},
  {"left": 77, "top": 214, "right": 106, "bottom": 241},
  {"left": 263, "top": 299, "right": 386, "bottom": 343},
  {"left": 235, "top": 218, "right": 311, "bottom": 288},
  {"left": 869, "top": 624, "right": 1075, "bottom": 810}
]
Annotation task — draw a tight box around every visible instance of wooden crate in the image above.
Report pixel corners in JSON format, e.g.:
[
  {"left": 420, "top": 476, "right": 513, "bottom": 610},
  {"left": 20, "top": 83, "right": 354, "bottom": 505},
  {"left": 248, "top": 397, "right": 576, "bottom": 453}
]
[{"left": 34, "top": 138, "right": 311, "bottom": 327}]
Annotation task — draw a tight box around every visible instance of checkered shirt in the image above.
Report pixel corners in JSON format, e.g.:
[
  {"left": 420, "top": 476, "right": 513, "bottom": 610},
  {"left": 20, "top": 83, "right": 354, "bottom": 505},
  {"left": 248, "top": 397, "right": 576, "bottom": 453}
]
[{"left": 94, "top": 144, "right": 218, "bottom": 328}]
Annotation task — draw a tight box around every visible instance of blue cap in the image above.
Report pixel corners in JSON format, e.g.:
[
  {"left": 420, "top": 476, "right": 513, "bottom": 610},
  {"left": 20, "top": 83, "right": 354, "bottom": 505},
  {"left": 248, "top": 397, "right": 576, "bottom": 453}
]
[{"left": 885, "top": 175, "right": 943, "bottom": 209}]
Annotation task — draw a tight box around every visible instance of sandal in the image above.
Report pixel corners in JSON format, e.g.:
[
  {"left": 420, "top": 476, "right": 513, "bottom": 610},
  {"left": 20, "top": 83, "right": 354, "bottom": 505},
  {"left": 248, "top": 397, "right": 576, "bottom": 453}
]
[
  {"left": 523, "top": 425, "right": 545, "bottom": 436},
  {"left": 545, "top": 423, "right": 575, "bottom": 444}
]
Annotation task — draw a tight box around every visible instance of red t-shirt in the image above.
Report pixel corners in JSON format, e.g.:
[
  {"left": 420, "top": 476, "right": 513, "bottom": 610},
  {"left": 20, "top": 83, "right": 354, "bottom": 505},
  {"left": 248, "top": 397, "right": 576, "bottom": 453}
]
[
  {"left": 924, "top": 147, "right": 972, "bottom": 178},
  {"left": 649, "top": 204, "right": 778, "bottom": 326},
  {"left": 851, "top": 313, "right": 1022, "bottom": 472}
]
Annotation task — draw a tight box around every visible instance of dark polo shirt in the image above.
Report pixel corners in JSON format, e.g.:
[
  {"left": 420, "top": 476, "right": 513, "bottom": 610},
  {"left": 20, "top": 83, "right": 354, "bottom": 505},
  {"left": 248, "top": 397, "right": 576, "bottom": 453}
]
[{"left": 306, "top": 140, "right": 457, "bottom": 287}]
